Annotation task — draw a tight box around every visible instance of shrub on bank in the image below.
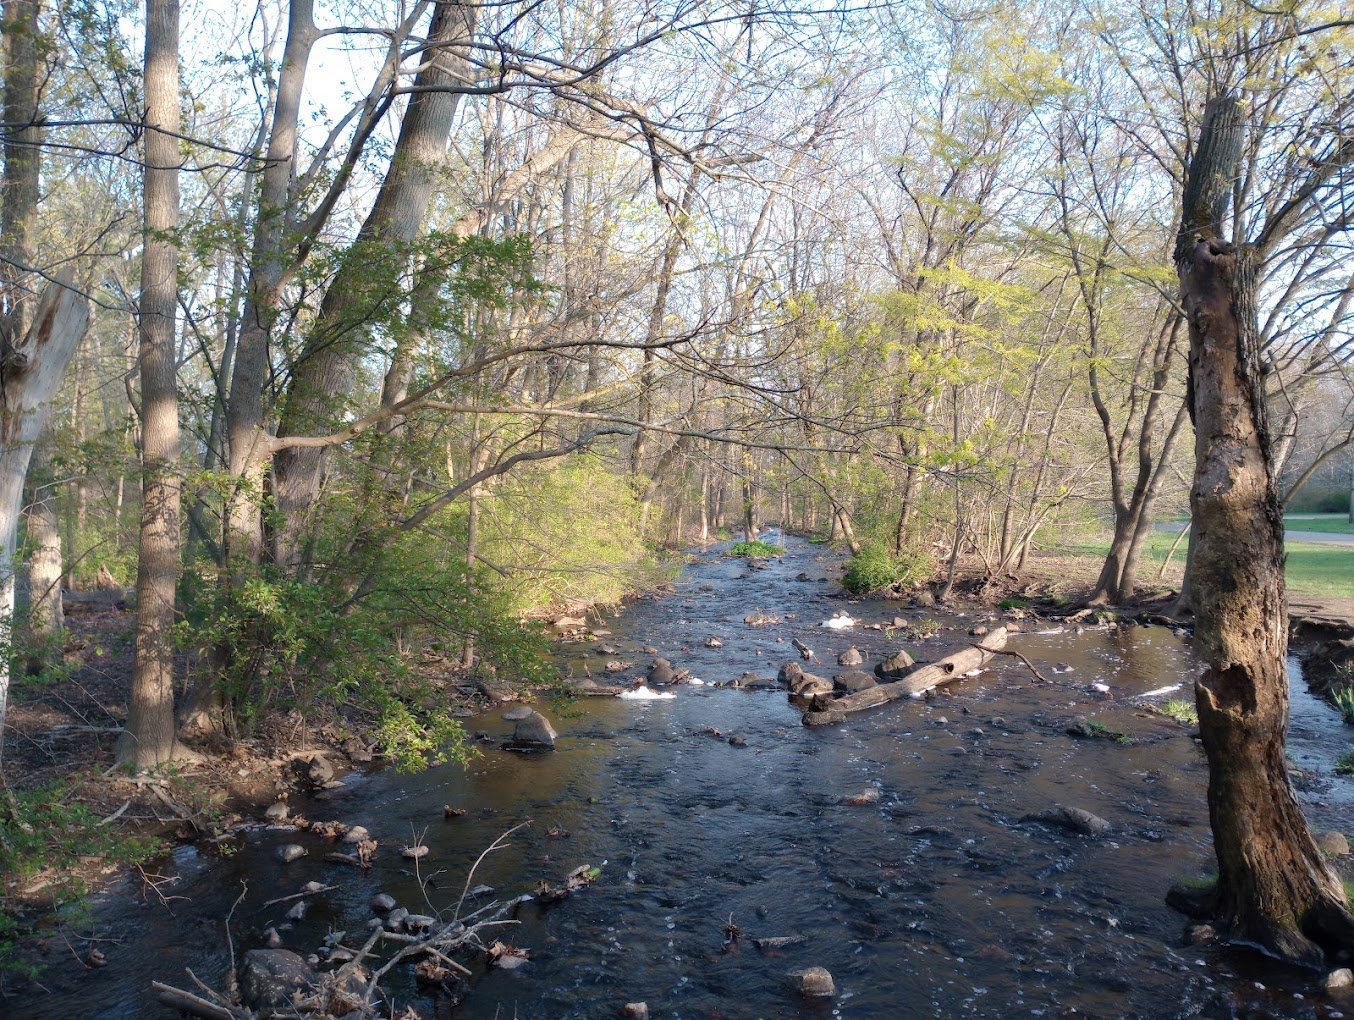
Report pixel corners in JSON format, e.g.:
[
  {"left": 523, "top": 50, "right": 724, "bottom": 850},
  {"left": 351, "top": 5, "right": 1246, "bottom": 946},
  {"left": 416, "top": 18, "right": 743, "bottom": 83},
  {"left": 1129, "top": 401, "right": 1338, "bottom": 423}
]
[
  {"left": 842, "top": 545, "right": 931, "bottom": 595},
  {"left": 729, "top": 540, "right": 786, "bottom": 557}
]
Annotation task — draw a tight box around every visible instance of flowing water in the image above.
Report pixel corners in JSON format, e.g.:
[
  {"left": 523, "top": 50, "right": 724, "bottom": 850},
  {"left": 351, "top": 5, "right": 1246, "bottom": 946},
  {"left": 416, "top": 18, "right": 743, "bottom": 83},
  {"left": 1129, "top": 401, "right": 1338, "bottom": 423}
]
[{"left": 17, "top": 533, "right": 1354, "bottom": 1019}]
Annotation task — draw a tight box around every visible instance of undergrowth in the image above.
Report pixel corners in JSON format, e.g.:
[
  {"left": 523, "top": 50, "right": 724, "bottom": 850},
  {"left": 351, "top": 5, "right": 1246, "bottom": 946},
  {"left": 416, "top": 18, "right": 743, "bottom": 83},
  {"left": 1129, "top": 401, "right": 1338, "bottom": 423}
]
[
  {"left": 729, "top": 540, "right": 786, "bottom": 558},
  {"left": 0, "top": 783, "right": 164, "bottom": 980},
  {"left": 1332, "top": 685, "right": 1354, "bottom": 725},
  {"left": 1161, "top": 699, "right": 1199, "bottom": 726},
  {"left": 842, "top": 545, "right": 930, "bottom": 594}
]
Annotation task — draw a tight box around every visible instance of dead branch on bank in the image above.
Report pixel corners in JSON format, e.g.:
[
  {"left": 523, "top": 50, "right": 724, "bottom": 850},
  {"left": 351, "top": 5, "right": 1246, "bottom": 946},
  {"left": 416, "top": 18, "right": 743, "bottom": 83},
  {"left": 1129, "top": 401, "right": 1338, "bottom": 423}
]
[{"left": 151, "top": 825, "right": 544, "bottom": 1019}]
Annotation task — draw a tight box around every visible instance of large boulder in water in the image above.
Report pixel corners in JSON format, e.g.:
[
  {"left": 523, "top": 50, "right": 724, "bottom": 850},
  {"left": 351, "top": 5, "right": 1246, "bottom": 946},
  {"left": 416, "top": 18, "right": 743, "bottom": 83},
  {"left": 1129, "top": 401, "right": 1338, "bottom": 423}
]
[
  {"left": 777, "top": 661, "right": 804, "bottom": 686},
  {"left": 512, "top": 710, "right": 557, "bottom": 750},
  {"left": 789, "top": 672, "right": 832, "bottom": 698},
  {"left": 240, "top": 949, "right": 316, "bottom": 1012},
  {"left": 833, "top": 670, "right": 876, "bottom": 694},
  {"left": 875, "top": 648, "right": 916, "bottom": 680},
  {"left": 647, "top": 658, "right": 675, "bottom": 686},
  {"left": 786, "top": 966, "right": 836, "bottom": 998}
]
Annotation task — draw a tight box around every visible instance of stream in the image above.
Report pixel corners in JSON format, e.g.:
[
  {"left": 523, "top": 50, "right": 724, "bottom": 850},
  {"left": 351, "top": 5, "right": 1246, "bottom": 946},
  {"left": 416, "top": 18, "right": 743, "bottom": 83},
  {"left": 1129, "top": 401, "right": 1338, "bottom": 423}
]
[{"left": 19, "top": 532, "right": 1354, "bottom": 1019}]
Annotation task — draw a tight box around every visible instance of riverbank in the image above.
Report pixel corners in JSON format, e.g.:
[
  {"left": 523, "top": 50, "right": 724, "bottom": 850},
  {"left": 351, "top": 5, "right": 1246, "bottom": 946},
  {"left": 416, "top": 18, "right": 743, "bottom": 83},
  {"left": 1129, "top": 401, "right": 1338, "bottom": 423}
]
[
  {"left": 5, "top": 534, "right": 1354, "bottom": 1016},
  {"left": 17, "top": 531, "right": 1354, "bottom": 1016}
]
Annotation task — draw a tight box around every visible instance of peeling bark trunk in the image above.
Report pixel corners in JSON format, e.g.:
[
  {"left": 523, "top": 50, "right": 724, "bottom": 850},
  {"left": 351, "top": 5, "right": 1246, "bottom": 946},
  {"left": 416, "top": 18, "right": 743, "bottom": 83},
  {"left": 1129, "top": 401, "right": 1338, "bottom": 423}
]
[
  {"left": 1179, "top": 95, "right": 1353, "bottom": 965},
  {"left": 0, "top": 274, "right": 88, "bottom": 772}
]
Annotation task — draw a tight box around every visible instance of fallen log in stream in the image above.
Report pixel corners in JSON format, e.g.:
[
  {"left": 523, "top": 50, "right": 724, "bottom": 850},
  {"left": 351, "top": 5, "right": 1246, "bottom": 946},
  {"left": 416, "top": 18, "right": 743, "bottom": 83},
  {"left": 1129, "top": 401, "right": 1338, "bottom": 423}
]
[{"left": 803, "top": 627, "right": 1008, "bottom": 725}]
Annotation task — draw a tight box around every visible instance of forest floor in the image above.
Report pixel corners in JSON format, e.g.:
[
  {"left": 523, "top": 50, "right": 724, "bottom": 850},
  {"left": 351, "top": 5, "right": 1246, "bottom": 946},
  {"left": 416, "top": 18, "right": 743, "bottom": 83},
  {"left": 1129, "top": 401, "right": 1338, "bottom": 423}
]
[{"left": 0, "top": 601, "right": 489, "bottom": 966}]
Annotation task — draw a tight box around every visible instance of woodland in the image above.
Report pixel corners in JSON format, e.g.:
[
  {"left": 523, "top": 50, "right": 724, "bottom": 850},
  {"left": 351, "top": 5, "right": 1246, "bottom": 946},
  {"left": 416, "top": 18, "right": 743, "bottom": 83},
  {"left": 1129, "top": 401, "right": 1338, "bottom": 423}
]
[{"left": 2, "top": 0, "right": 1354, "bottom": 1005}]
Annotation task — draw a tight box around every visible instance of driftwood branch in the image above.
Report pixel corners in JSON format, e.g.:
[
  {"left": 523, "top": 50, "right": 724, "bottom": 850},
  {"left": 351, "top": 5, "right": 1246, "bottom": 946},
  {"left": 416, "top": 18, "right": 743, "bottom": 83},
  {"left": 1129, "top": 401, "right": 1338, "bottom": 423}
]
[
  {"left": 804, "top": 629, "right": 1008, "bottom": 723},
  {"left": 150, "top": 981, "right": 247, "bottom": 1019},
  {"left": 975, "top": 644, "right": 1050, "bottom": 683}
]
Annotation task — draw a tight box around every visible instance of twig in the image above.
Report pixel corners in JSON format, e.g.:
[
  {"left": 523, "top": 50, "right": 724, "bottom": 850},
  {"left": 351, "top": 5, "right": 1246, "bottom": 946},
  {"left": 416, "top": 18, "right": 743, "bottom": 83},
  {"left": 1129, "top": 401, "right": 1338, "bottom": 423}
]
[
  {"left": 187, "top": 968, "right": 230, "bottom": 1008},
  {"left": 224, "top": 883, "right": 247, "bottom": 1002},
  {"left": 974, "top": 644, "right": 1052, "bottom": 683},
  {"left": 97, "top": 800, "right": 131, "bottom": 826},
  {"left": 150, "top": 981, "right": 243, "bottom": 1019},
  {"left": 454, "top": 821, "right": 531, "bottom": 921},
  {"left": 261, "top": 885, "right": 335, "bottom": 908}
]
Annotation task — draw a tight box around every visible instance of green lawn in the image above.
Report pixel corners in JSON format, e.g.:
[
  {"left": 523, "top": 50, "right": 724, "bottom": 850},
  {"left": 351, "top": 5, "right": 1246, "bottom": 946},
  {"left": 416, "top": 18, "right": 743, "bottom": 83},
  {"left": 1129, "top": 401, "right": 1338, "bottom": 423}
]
[
  {"left": 1283, "top": 542, "right": 1354, "bottom": 597},
  {"left": 1283, "top": 514, "right": 1354, "bottom": 535},
  {"left": 1061, "top": 531, "right": 1354, "bottom": 598}
]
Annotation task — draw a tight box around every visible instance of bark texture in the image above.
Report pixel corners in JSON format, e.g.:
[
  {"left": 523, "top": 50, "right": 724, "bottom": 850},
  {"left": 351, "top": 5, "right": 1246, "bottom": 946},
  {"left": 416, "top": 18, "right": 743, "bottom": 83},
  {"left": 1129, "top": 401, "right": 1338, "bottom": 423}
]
[
  {"left": 223, "top": 0, "right": 317, "bottom": 562},
  {"left": 1180, "top": 96, "right": 1354, "bottom": 966},
  {"left": 271, "top": 1, "right": 476, "bottom": 568},
  {"left": 23, "top": 432, "right": 64, "bottom": 665},
  {"left": 0, "top": 274, "right": 88, "bottom": 772},
  {"left": 119, "top": 0, "right": 185, "bottom": 768}
]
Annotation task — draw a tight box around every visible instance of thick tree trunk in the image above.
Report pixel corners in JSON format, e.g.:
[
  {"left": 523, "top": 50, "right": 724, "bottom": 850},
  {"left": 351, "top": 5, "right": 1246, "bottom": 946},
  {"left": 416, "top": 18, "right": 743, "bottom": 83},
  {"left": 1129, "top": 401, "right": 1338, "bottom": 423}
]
[
  {"left": 0, "top": 276, "right": 88, "bottom": 773},
  {"left": 119, "top": 0, "right": 185, "bottom": 768},
  {"left": 1179, "top": 96, "right": 1353, "bottom": 965},
  {"left": 1, "top": 0, "right": 42, "bottom": 343},
  {"left": 223, "top": 0, "right": 317, "bottom": 563},
  {"left": 271, "top": 1, "right": 476, "bottom": 568}
]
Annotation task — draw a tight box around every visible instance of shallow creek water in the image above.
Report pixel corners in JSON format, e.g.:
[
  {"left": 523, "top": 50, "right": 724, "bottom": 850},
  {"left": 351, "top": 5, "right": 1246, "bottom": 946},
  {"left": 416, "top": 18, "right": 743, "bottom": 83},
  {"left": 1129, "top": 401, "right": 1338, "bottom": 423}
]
[{"left": 20, "top": 533, "right": 1354, "bottom": 1019}]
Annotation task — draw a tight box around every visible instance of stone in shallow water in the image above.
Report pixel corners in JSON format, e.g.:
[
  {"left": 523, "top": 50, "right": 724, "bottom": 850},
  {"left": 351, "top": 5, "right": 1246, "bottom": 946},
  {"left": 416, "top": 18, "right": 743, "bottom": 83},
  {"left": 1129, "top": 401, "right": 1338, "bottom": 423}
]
[
  {"left": 786, "top": 966, "right": 835, "bottom": 998},
  {"left": 841, "top": 788, "right": 880, "bottom": 806},
  {"left": 240, "top": 949, "right": 315, "bottom": 1010},
  {"left": 837, "top": 645, "right": 863, "bottom": 666},
  {"left": 512, "top": 710, "right": 557, "bottom": 749},
  {"left": 502, "top": 706, "right": 533, "bottom": 721},
  {"left": 1325, "top": 968, "right": 1352, "bottom": 991},
  {"left": 876, "top": 648, "right": 915, "bottom": 679},
  {"left": 802, "top": 710, "right": 846, "bottom": 727},
  {"left": 1022, "top": 804, "right": 1112, "bottom": 837},
  {"left": 276, "top": 844, "right": 306, "bottom": 864},
  {"left": 370, "top": 893, "right": 396, "bottom": 913},
  {"left": 1316, "top": 831, "right": 1349, "bottom": 857},
  {"left": 789, "top": 672, "right": 831, "bottom": 698},
  {"left": 833, "top": 670, "right": 876, "bottom": 694}
]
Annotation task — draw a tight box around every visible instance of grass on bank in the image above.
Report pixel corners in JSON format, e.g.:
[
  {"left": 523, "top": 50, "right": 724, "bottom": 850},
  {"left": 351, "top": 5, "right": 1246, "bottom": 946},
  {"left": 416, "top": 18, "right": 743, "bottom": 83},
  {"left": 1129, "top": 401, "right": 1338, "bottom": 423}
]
[
  {"left": 1282, "top": 514, "right": 1354, "bottom": 535},
  {"left": 1061, "top": 531, "right": 1354, "bottom": 599}
]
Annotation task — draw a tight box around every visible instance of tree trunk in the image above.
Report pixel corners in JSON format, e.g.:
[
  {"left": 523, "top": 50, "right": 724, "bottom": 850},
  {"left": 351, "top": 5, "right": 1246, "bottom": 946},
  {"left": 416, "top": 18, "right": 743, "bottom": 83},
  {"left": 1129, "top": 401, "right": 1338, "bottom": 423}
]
[
  {"left": 223, "top": 0, "right": 317, "bottom": 563},
  {"left": 23, "top": 431, "right": 64, "bottom": 669},
  {"left": 1, "top": 0, "right": 42, "bottom": 344},
  {"left": 0, "top": 275, "right": 88, "bottom": 773},
  {"left": 271, "top": 1, "right": 476, "bottom": 568},
  {"left": 1179, "top": 95, "right": 1353, "bottom": 965},
  {"left": 119, "top": 0, "right": 185, "bottom": 768},
  {"left": 461, "top": 414, "right": 483, "bottom": 670}
]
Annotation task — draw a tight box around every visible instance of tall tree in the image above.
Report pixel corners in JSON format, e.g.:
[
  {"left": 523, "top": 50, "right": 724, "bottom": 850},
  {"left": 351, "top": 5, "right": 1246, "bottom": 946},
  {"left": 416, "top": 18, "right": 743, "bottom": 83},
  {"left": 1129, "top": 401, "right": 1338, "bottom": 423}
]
[
  {"left": 270, "top": 0, "right": 478, "bottom": 568},
  {"left": 1180, "top": 94, "right": 1354, "bottom": 966},
  {"left": 1, "top": 0, "right": 88, "bottom": 772},
  {"left": 118, "top": 0, "right": 185, "bottom": 767}
]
